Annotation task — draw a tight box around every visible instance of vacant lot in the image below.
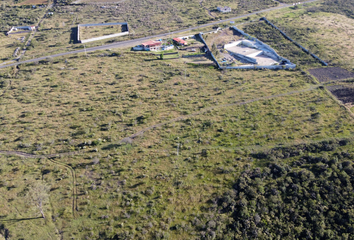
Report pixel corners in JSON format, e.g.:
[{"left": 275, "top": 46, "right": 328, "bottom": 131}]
[
  {"left": 309, "top": 67, "right": 354, "bottom": 82},
  {"left": 80, "top": 24, "right": 124, "bottom": 40},
  {"left": 259, "top": 7, "right": 354, "bottom": 69},
  {"left": 241, "top": 21, "right": 320, "bottom": 67}
]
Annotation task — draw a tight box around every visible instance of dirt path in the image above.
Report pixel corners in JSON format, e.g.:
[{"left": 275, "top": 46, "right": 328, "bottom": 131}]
[
  {"left": 200, "top": 0, "right": 215, "bottom": 18},
  {"left": 0, "top": 150, "right": 82, "bottom": 218},
  {"left": 17, "top": 3, "right": 54, "bottom": 61},
  {"left": 121, "top": 85, "right": 321, "bottom": 143}
]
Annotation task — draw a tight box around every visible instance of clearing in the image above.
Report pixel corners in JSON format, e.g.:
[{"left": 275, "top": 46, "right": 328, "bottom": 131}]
[{"left": 309, "top": 67, "right": 354, "bottom": 82}]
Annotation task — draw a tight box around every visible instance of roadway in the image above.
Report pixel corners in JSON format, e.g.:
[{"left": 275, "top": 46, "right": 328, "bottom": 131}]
[{"left": 0, "top": 0, "right": 319, "bottom": 69}]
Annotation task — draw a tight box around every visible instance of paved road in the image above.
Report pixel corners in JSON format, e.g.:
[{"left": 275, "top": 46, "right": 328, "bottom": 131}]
[{"left": 0, "top": 0, "right": 319, "bottom": 69}]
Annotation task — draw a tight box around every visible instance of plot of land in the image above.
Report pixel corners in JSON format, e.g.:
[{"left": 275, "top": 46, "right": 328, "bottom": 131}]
[
  {"left": 205, "top": 28, "right": 243, "bottom": 48},
  {"left": 326, "top": 85, "right": 354, "bottom": 104},
  {"left": 80, "top": 24, "right": 124, "bottom": 41},
  {"left": 262, "top": 11, "right": 354, "bottom": 69},
  {"left": 309, "top": 67, "right": 354, "bottom": 82},
  {"left": 241, "top": 21, "right": 320, "bottom": 67},
  {"left": 17, "top": 0, "right": 48, "bottom": 5},
  {"left": 180, "top": 53, "right": 214, "bottom": 65}
]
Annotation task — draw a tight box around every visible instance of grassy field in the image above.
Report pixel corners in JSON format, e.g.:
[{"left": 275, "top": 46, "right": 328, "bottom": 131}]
[
  {"left": 2, "top": 1, "right": 354, "bottom": 239},
  {"left": 253, "top": 1, "right": 354, "bottom": 70},
  {"left": 1, "top": 41, "right": 354, "bottom": 238},
  {"left": 271, "top": 12, "right": 354, "bottom": 69},
  {"left": 0, "top": 33, "right": 27, "bottom": 60},
  {"left": 0, "top": 5, "right": 45, "bottom": 61}
]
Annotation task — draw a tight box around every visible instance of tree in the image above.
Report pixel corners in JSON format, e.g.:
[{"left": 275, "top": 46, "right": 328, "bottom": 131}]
[{"left": 26, "top": 181, "right": 50, "bottom": 219}]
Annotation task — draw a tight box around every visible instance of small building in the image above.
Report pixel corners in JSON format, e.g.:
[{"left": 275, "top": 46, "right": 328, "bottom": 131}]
[
  {"left": 173, "top": 38, "right": 187, "bottom": 46},
  {"left": 141, "top": 40, "right": 162, "bottom": 51},
  {"left": 7, "top": 26, "right": 36, "bottom": 35},
  {"left": 217, "top": 6, "right": 231, "bottom": 13}
]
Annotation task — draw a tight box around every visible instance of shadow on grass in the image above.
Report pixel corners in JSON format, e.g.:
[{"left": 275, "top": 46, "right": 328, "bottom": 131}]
[
  {"left": 70, "top": 27, "right": 79, "bottom": 44},
  {"left": 101, "top": 144, "right": 121, "bottom": 150},
  {"left": 0, "top": 217, "right": 42, "bottom": 222},
  {"left": 129, "top": 182, "right": 144, "bottom": 188}
]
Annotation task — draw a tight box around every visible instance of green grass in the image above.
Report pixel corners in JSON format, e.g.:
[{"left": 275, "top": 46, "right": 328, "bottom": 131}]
[
  {"left": 1, "top": 2, "right": 354, "bottom": 239},
  {"left": 1, "top": 44, "right": 354, "bottom": 238}
]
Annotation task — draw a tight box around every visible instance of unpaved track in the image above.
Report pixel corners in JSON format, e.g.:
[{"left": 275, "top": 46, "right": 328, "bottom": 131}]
[
  {"left": 0, "top": 150, "right": 82, "bottom": 218},
  {"left": 200, "top": 0, "right": 215, "bottom": 18}
]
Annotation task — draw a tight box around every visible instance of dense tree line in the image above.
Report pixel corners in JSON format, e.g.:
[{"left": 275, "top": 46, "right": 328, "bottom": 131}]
[{"left": 209, "top": 139, "right": 354, "bottom": 239}]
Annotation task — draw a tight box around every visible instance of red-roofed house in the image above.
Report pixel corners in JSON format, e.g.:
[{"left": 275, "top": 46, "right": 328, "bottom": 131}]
[
  {"left": 141, "top": 40, "right": 162, "bottom": 51},
  {"left": 173, "top": 38, "right": 188, "bottom": 46}
]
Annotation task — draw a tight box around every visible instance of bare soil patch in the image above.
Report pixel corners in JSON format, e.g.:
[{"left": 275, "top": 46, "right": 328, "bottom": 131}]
[
  {"left": 326, "top": 85, "right": 354, "bottom": 104},
  {"left": 309, "top": 67, "right": 354, "bottom": 83}
]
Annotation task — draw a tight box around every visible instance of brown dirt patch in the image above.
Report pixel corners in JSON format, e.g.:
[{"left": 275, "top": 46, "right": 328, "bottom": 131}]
[
  {"left": 309, "top": 67, "right": 354, "bottom": 82},
  {"left": 18, "top": 0, "right": 48, "bottom": 5},
  {"left": 326, "top": 85, "right": 354, "bottom": 104}
]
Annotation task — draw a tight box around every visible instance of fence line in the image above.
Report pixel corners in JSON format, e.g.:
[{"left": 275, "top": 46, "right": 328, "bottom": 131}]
[
  {"left": 197, "top": 33, "right": 222, "bottom": 69},
  {"left": 197, "top": 27, "right": 297, "bottom": 70},
  {"left": 77, "top": 22, "right": 129, "bottom": 43},
  {"left": 260, "top": 17, "right": 328, "bottom": 66}
]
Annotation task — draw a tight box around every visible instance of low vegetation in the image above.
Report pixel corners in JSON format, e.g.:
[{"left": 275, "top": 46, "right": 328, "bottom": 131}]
[
  {"left": 1, "top": 1, "right": 354, "bottom": 239},
  {"left": 79, "top": 24, "right": 124, "bottom": 41},
  {"left": 1, "top": 43, "right": 354, "bottom": 238}
]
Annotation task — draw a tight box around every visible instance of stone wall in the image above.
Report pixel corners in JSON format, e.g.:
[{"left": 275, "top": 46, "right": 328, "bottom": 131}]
[
  {"left": 230, "top": 26, "right": 295, "bottom": 68},
  {"left": 80, "top": 32, "right": 129, "bottom": 43},
  {"left": 226, "top": 50, "right": 257, "bottom": 64},
  {"left": 225, "top": 65, "right": 293, "bottom": 70},
  {"left": 197, "top": 33, "right": 221, "bottom": 69},
  {"left": 261, "top": 17, "right": 328, "bottom": 66}
]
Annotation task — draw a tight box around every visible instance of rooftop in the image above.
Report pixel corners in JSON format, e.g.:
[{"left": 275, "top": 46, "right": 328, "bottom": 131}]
[
  {"left": 173, "top": 38, "right": 187, "bottom": 44},
  {"left": 142, "top": 40, "right": 162, "bottom": 47}
]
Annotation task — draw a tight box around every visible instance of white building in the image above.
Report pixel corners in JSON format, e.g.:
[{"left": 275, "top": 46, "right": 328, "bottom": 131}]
[{"left": 217, "top": 6, "right": 231, "bottom": 13}]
